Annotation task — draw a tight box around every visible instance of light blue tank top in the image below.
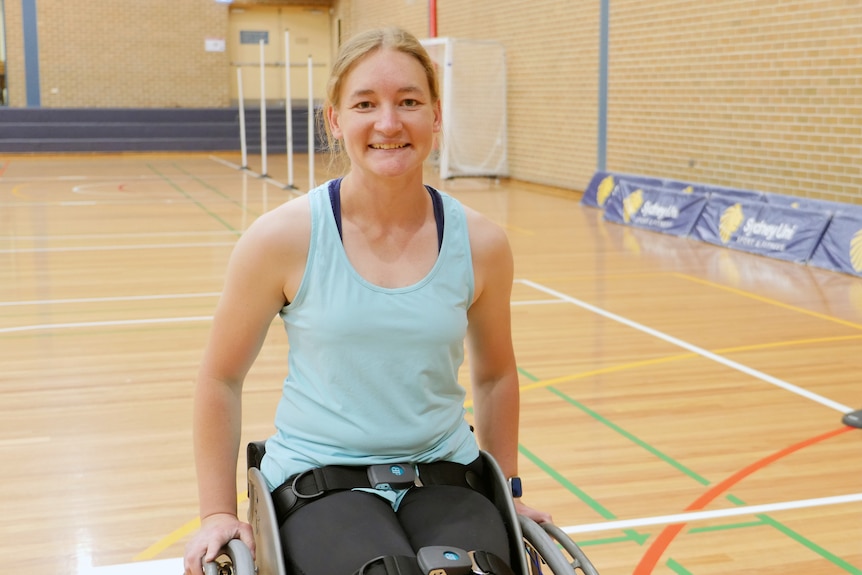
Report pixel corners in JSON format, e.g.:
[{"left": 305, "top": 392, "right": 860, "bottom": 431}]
[{"left": 260, "top": 180, "right": 479, "bottom": 491}]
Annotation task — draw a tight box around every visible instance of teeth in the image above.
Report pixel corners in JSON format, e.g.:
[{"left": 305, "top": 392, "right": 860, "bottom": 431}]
[{"left": 371, "top": 143, "right": 406, "bottom": 150}]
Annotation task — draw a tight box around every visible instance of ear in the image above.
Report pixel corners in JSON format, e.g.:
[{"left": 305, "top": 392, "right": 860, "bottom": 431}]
[
  {"left": 432, "top": 99, "right": 442, "bottom": 133},
  {"left": 327, "top": 105, "right": 343, "bottom": 139}
]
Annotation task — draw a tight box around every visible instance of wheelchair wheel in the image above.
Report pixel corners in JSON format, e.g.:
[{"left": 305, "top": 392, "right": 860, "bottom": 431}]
[
  {"left": 518, "top": 516, "right": 600, "bottom": 575},
  {"left": 203, "top": 539, "right": 256, "bottom": 575}
]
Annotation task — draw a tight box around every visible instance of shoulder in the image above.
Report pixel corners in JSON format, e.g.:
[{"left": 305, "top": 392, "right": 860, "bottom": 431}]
[
  {"left": 240, "top": 194, "right": 310, "bottom": 253},
  {"left": 462, "top": 203, "right": 512, "bottom": 265},
  {"left": 460, "top": 203, "right": 513, "bottom": 303}
]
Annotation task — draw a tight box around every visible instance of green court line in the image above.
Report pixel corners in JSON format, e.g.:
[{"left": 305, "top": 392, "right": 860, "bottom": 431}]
[
  {"left": 756, "top": 514, "right": 862, "bottom": 575},
  {"left": 688, "top": 519, "right": 766, "bottom": 533},
  {"left": 173, "top": 164, "right": 261, "bottom": 217},
  {"left": 545, "top": 385, "right": 711, "bottom": 486},
  {"left": 666, "top": 558, "right": 693, "bottom": 574},
  {"left": 148, "top": 164, "right": 239, "bottom": 234},
  {"left": 518, "top": 367, "right": 857, "bottom": 570}
]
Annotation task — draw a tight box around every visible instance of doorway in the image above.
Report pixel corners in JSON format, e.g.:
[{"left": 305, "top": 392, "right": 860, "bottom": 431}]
[{"left": 227, "top": 5, "right": 331, "bottom": 108}]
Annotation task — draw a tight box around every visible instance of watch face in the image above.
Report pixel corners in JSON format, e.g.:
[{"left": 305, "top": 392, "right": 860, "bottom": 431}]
[{"left": 509, "top": 476, "right": 523, "bottom": 498}]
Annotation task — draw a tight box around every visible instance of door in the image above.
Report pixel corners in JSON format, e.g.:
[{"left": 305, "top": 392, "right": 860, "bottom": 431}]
[{"left": 227, "top": 5, "right": 331, "bottom": 107}]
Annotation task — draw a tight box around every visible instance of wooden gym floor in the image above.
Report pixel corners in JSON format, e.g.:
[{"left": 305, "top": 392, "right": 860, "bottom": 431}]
[{"left": 1, "top": 153, "right": 860, "bottom": 575}]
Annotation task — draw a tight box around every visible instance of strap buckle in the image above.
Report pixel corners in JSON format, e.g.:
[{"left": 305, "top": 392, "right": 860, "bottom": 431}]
[{"left": 367, "top": 463, "right": 417, "bottom": 490}]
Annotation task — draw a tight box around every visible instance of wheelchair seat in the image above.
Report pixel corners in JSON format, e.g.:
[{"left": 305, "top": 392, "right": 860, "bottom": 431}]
[{"left": 204, "top": 441, "right": 600, "bottom": 575}]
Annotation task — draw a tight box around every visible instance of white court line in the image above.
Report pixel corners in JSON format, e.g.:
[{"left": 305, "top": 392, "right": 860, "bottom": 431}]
[
  {"left": 1, "top": 297, "right": 549, "bottom": 331},
  {"left": 511, "top": 299, "right": 567, "bottom": 306},
  {"left": 0, "top": 241, "right": 236, "bottom": 254},
  {"left": 0, "top": 292, "right": 221, "bottom": 307},
  {"left": 561, "top": 492, "right": 862, "bottom": 535},
  {"left": 0, "top": 316, "right": 213, "bottom": 334},
  {"left": 83, "top": 493, "right": 862, "bottom": 574},
  {"left": 208, "top": 155, "right": 303, "bottom": 193},
  {"left": 82, "top": 557, "right": 182, "bottom": 575},
  {"left": 517, "top": 279, "right": 854, "bottom": 414},
  {"left": 0, "top": 436, "right": 51, "bottom": 447},
  {"left": 5, "top": 230, "right": 237, "bottom": 240}
]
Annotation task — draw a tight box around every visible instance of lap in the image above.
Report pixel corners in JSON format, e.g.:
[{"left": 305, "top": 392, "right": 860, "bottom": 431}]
[{"left": 279, "top": 486, "right": 510, "bottom": 575}]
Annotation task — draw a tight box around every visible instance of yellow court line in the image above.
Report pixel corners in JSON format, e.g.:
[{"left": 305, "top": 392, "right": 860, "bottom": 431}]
[
  {"left": 137, "top": 331, "right": 862, "bottom": 561},
  {"left": 674, "top": 272, "right": 862, "bottom": 331},
  {"left": 11, "top": 183, "right": 30, "bottom": 198},
  {"left": 516, "top": 332, "right": 862, "bottom": 395},
  {"left": 134, "top": 491, "right": 249, "bottom": 561}
]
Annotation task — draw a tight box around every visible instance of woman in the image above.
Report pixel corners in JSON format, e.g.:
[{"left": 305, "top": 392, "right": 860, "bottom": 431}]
[{"left": 184, "top": 26, "right": 549, "bottom": 575}]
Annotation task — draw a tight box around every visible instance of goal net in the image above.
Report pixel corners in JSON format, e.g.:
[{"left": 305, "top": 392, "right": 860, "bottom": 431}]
[{"left": 421, "top": 37, "right": 508, "bottom": 179}]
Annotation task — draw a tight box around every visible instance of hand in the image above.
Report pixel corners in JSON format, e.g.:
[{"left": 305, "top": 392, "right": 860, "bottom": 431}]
[
  {"left": 514, "top": 499, "right": 553, "bottom": 524},
  {"left": 183, "top": 513, "right": 256, "bottom": 575}
]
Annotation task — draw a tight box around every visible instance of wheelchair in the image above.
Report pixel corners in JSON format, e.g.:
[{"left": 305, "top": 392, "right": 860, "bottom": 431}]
[{"left": 204, "top": 442, "right": 599, "bottom": 575}]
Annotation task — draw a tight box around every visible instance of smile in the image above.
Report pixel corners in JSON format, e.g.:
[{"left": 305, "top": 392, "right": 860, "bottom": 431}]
[{"left": 369, "top": 143, "right": 408, "bottom": 150}]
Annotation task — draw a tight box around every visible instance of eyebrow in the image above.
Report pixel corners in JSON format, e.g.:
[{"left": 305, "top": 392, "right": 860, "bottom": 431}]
[{"left": 347, "top": 85, "right": 425, "bottom": 99}]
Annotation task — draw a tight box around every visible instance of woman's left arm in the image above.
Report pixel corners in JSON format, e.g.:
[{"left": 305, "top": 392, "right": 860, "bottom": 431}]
[{"left": 465, "top": 208, "right": 552, "bottom": 524}]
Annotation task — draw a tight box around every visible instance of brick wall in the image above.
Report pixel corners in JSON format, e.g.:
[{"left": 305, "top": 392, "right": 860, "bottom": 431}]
[
  {"left": 7, "top": 0, "right": 230, "bottom": 108},
  {"left": 2, "top": 0, "right": 861, "bottom": 203},
  {"left": 607, "top": 0, "right": 862, "bottom": 204}
]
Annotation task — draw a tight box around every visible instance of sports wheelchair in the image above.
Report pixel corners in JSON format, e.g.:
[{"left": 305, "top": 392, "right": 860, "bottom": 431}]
[{"left": 204, "top": 442, "right": 599, "bottom": 575}]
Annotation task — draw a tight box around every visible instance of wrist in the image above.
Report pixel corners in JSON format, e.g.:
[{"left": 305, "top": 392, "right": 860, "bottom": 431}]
[{"left": 200, "top": 511, "right": 239, "bottom": 525}]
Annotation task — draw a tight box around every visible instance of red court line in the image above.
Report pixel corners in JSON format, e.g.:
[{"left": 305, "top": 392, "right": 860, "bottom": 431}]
[
  {"left": 0, "top": 161, "right": 9, "bottom": 177},
  {"left": 633, "top": 425, "right": 855, "bottom": 574}
]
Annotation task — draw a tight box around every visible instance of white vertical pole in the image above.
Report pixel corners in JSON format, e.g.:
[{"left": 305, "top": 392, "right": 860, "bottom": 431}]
[
  {"left": 440, "top": 38, "right": 453, "bottom": 179},
  {"left": 307, "top": 55, "right": 315, "bottom": 189},
  {"left": 259, "top": 38, "right": 268, "bottom": 177},
  {"left": 237, "top": 67, "right": 248, "bottom": 169},
  {"left": 284, "top": 30, "right": 295, "bottom": 188},
  {"left": 241, "top": 170, "right": 248, "bottom": 231}
]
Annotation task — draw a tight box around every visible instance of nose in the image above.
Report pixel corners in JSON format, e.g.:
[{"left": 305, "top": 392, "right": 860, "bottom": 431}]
[{"left": 374, "top": 104, "right": 402, "bottom": 134}]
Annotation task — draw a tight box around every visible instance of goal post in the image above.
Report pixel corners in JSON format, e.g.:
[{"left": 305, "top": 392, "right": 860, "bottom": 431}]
[{"left": 421, "top": 37, "right": 508, "bottom": 179}]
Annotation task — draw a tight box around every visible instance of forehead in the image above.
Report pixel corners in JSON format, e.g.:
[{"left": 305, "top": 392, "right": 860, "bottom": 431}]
[{"left": 341, "top": 48, "right": 430, "bottom": 96}]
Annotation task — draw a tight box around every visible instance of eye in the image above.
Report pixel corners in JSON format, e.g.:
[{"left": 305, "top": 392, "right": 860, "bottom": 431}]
[
  {"left": 353, "top": 101, "right": 374, "bottom": 110},
  {"left": 402, "top": 99, "right": 420, "bottom": 108}
]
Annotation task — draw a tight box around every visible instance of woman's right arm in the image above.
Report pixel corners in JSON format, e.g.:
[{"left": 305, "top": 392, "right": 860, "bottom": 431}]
[{"left": 183, "top": 198, "right": 310, "bottom": 575}]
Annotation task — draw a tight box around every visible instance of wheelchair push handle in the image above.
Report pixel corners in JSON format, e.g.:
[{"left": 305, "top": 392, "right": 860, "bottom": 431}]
[{"left": 203, "top": 538, "right": 256, "bottom": 575}]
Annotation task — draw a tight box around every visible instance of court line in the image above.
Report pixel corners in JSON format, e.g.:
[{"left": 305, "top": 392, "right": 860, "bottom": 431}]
[
  {"left": 0, "top": 316, "right": 213, "bottom": 334},
  {"left": 633, "top": 426, "right": 855, "bottom": 574},
  {"left": 517, "top": 279, "right": 854, "bottom": 414},
  {"left": 209, "top": 155, "right": 294, "bottom": 191},
  {"left": 4, "top": 230, "right": 237, "bottom": 241},
  {"left": 562, "top": 491, "right": 862, "bottom": 535},
  {"left": 0, "top": 241, "right": 236, "bottom": 254},
  {"left": 0, "top": 292, "right": 221, "bottom": 307},
  {"left": 675, "top": 273, "right": 862, "bottom": 331}
]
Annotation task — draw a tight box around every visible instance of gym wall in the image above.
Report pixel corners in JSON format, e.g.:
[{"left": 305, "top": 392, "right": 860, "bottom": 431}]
[{"left": 2, "top": 1, "right": 860, "bottom": 204}]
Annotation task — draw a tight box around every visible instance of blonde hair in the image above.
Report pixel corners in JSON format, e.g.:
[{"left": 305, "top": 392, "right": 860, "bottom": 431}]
[{"left": 320, "top": 27, "right": 440, "bottom": 172}]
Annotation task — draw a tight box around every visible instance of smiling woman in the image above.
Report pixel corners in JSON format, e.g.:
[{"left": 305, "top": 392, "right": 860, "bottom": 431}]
[{"left": 182, "top": 26, "right": 548, "bottom": 575}]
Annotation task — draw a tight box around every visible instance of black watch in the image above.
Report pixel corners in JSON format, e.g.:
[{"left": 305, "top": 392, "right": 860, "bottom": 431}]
[{"left": 508, "top": 476, "right": 523, "bottom": 498}]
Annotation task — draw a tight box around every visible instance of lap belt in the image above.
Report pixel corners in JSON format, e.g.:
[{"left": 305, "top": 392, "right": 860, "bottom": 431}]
[
  {"left": 355, "top": 547, "right": 515, "bottom": 575},
  {"left": 272, "top": 460, "right": 485, "bottom": 523}
]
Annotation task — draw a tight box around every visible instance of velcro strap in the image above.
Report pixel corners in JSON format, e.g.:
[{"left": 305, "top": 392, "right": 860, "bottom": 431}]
[
  {"left": 355, "top": 555, "right": 423, "bottom": 575},
  {"left": 471, "top": 550, "right": 516, "bottom": 575}
]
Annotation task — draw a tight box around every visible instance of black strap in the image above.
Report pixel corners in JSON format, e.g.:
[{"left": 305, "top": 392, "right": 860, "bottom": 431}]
[
  {"left": 471, "top": 550, "right": 517, "bottom": 575},
  {"left": 272, "top": 459, "right": 486, "bottom": 524},
  {"left": 354, "top": 555, "right": 423, "bottom": 575},
  {"left": 328, "top": 178, "right": 445, "bottom": 252}
]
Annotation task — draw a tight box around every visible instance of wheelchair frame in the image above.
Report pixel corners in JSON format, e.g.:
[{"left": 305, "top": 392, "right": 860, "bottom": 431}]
[{"left": 204, "top": 442, "right": 599, "bottom": 575}]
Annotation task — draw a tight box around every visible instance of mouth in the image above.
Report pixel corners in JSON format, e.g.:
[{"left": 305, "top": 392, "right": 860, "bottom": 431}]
[{"left": 369, "top": 143, "right": 409, "bottom": 150}]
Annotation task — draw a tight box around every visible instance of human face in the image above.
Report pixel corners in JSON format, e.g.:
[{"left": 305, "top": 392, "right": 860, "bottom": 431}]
[{"left": 327, "top": 48, "right": 441, "bottom": 180}]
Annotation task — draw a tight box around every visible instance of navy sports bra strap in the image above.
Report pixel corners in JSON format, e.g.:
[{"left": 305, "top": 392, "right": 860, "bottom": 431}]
[{"left": 328, "top": 178, "right": 444, "bottom": 252}]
